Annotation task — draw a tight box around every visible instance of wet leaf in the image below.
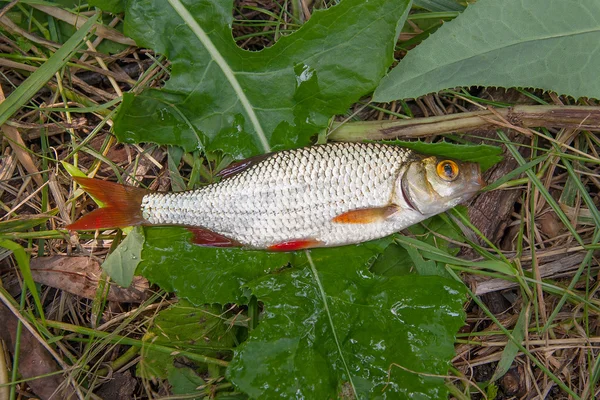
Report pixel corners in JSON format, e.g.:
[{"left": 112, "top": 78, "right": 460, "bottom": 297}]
[
  {"left": 113, "top": 0, "right": 411, "bottom": 157},
  {"left": 227, "top": 244, "right": 466, "bottom": 398},
  {"left": 138, "top": 226, "right": 294, "bottom": 305},
  {"left": 138, "top": 229, "right": 466, "bottom": 398},
  {"left": 102, "top": 226, "right": 145, "bottom": 287},
  {"left": 374, "top": 0, "right": 600, "bottom": 101}
]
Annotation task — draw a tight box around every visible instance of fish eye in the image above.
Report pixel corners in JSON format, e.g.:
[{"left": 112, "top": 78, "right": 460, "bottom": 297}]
[{"left": 436, "top": 160, "right": 459, "bottom": 181}]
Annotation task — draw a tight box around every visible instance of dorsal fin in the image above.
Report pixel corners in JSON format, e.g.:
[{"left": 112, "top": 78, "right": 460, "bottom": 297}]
[{"left": 217, "top": 153, "right": 273, "bottom": 179}]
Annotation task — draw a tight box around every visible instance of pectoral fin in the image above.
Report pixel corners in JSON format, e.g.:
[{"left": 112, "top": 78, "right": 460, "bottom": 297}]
[{"left": 332, "top": 205, "right": 399, "bottom": 224}]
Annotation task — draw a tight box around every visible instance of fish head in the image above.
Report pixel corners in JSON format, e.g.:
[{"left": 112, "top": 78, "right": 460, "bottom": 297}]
[{"left": 399, "top": 156, "right": 485, "bottom": 215}]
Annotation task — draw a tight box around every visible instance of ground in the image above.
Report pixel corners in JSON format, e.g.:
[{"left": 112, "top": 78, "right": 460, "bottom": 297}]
[{"left": 0, "top": 0, "right": 599, "bottom": 399}]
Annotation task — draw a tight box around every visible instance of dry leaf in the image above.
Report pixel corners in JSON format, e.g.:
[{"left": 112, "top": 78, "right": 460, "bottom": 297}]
[{"left": 30, "top": 256, "right": 150, "bottom": 303}]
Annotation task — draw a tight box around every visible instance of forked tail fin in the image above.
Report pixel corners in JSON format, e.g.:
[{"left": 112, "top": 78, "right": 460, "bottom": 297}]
[{"left": 67, "top": 177, "right": 149, "bottom": 230}]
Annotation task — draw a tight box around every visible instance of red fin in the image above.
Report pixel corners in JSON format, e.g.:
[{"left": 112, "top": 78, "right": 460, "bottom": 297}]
[
  {"left": 268, "top": 239, "right": 323, "bottom": 251},
  {"left": 217, "top": 153, "right": 273, "bottom": 179},
  {"left": 188, "top": 227, "right": 241, "bottom": 247},
  {"left": 67, "top": 177, "right": 148, "bottom": 230},
  {"left": 332, "top": 205, "right": 399, "bottom": 224}
]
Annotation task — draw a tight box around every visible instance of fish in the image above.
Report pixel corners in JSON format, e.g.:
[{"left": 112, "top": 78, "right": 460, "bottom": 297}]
[{"left": 67, "top": 142, "right": 485, "bottom": 250}]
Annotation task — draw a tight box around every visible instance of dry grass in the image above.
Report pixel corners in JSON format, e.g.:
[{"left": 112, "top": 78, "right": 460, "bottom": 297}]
[{"left": 1, "top": 0, "right": 599, "bottom": 399}]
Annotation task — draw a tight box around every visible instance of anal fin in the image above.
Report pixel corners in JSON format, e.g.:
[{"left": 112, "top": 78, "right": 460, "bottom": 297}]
[
  {"left": 187, "top": 227, "right": 241, "bottom": 247},
  {"left": 332, "top": 205, "right": 399, "bottom": 224},
  {"left": 268, "top": 239, "right": 323, "bottom": 251}
]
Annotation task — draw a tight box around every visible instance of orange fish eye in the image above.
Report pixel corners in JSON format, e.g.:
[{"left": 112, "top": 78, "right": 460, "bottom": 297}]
[{"left": 436, "top": 160, "right": 459, "bottom": 181}]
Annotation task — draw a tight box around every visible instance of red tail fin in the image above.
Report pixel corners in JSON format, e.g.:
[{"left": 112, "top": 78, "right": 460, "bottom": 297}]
[{"left": 67, "top": 177, "right": 149, "bottom": 230}]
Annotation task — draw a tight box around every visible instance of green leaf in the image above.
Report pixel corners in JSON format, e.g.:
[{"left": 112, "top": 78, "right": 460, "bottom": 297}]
[
  {"left": 371, "top": 212, "right": 468, "bottom": 278},
  {"left": 167, "top": 367, "right": 205, "bottom": 397},
  {"left": 101, "top": 226, "right": 145, "bottom": 287},
  {"left": 384, "top": 140, "right": 503, "bottom": 172},
  {"left": 0, "top": 14, "right": 97, "bottom": 127},
  {"left": 114, "top": 0, "right": 411, "bottom": 156},
  {"left": 89, "top": 0, "right": 125, "bottom": 13},
  {"left": 370, "top": 242, "right": 415, "bottom": 277},
  {"left": 139, "top": 229, "right": 467, "bottom": 397},
  {"left": 490, "top": 304, "right": 529, "bottom": 382},
  {"left": 61, "top": 161, "right": 87, "bottom": 178},
  {"left": 374, "top": 0, "right": 600, "bottom": 101},
  {"left": 227, "top": 244, "right": 466, "bottom": 398},
  {"left": 138, "top": 227, "right": 294, "bottom": 304},
  {"left": 413, "top": 0, "right": 465, "bottom": 12},
  {"left": 403, "top": 244, "right": 443, "bottom": 276},
  {"left": 139, "top": 300, "right": 236, "bottom": 381}
]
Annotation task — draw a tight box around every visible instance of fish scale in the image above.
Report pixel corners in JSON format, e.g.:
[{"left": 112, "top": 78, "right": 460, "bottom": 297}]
[{"left": 140, "top": 142, "right": 417, "bottom": 248}]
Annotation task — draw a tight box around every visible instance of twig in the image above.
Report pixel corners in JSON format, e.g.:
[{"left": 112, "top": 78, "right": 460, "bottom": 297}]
[{"left": 328, "top": 105, "right": 600, "bottom": 141}]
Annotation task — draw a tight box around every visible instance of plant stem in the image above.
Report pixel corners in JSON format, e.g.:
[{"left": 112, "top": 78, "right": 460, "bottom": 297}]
[{"left": 328, "top": 105, "right": 600, "bottom": 141}]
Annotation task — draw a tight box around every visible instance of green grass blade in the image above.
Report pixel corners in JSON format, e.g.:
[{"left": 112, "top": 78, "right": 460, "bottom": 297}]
[
  {"left": 0, "top": 240, "right": 45, "bottom": 323},
  {"left": 0, "top": 14, "right": 98, "bottom": 126},
  {"left": 490, "top": 303, "right": 530, "bottom": 382}
]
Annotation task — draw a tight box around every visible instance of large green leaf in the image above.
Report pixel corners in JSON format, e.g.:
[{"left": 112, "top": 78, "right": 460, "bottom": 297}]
[
  {"left": 374, "top": 0, "right": 600, "bottom": 101},
  {"left": 227, "top": 244, "right": 466, "bottom": 399},
  {"left": 138, "top": 229, "right": 466, "bottom": 398},
  {"left": 114, "top": 0, "right": 411, "bottom": 157}
]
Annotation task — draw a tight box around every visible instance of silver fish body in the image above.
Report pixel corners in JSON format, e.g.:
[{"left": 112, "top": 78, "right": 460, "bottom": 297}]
[{"left": 139, "top": 142, "right": 483, "bottom": 249}]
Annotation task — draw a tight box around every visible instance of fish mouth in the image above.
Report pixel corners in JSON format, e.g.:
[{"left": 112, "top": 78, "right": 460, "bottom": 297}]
[
  {"left": 473, "top": 164, "right": 486, "bottom": 189},
  {"left": 477, "top": 175, "right": 487, "bottom": 188},
  {"left": 469, "top": 175, "right": 486, "bottom": 194}
]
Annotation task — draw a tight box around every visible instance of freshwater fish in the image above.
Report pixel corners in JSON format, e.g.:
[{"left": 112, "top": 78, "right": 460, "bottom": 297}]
[{"left": 67, "top": 142, "right": 485, "bottom": 250}]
